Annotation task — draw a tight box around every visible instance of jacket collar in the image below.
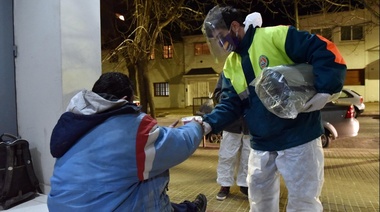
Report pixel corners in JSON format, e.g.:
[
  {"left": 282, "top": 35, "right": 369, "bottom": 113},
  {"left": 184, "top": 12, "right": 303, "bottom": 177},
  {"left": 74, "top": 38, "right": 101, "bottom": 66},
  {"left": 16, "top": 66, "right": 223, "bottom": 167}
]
[{"left": 235, "top": 25, "right": 256, "bottom": 54}]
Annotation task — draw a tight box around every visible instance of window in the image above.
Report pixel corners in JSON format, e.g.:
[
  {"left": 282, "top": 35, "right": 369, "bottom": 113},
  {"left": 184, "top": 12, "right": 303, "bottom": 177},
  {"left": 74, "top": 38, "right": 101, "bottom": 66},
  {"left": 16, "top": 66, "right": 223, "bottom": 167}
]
[
  {"left": 194, "top": 43, "right": 210, "bottom": 55},
  {"left": 311, "top": 28, "right": 332, "bottom": 41},
  {"left": 341, "top": 26, "right": 364, "bottom": 41},
  {"left": 344, "top": 69, "right": 365, "bottom": 85},
  {"left": 154, "top": 82, "right": 169, "bottom": 96},
  {"left": 163, "top": 45, "right": 173, "bottom": 59}
]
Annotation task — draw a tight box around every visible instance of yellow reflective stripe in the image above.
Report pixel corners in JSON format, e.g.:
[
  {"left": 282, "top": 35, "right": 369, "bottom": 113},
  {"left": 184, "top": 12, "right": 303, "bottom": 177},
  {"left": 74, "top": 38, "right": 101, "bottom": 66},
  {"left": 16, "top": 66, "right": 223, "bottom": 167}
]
[
  {"left": 249, "top": 26, "right": 293, "bottom": 74},
  {"left": 223, "top": 26, "right": 294, "bottom": 98},
  {"left": 223, "top": 53, "right": 247, "bottom": 95}
]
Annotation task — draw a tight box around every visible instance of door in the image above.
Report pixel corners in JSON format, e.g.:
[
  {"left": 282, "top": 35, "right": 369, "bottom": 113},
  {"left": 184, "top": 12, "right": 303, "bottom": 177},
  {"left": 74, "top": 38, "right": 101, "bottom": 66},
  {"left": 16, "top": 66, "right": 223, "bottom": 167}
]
[
  {"left": 187, "top": 81, "right": 211, "bottom": 106},
  {"left": 0, "top": 0, "right": 18, "bottom": 135}
]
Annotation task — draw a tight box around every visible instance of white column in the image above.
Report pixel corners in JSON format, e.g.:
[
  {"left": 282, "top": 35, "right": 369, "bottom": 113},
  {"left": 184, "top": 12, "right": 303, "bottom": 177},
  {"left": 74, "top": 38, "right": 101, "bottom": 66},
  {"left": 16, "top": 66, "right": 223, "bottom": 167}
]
[{"left": 14, "top": 0, "right": 101, "bottom": 193}]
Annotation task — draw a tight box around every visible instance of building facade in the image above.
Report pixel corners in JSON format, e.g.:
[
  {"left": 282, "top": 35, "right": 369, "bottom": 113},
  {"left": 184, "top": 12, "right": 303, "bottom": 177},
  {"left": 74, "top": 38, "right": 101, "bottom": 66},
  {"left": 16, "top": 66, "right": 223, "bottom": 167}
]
[
  {"left": 103, "top": 7, "right": 379, "bottom": 109},
  {"left": 1, "top": 1, "right": 378, "bottom": 194},
  {"left": 299, "top": 8, "right": 379, "bottom": 102}
]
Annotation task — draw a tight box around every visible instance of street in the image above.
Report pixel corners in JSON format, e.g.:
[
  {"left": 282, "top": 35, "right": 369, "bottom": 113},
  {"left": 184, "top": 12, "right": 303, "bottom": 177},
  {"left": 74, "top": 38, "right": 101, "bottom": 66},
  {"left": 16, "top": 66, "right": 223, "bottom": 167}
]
[
  {"left": 166, "top": 113, "right": 380, "bottom": 211},
  {"left": 329, "top": 115, "right": 380, "bottom": 149}
]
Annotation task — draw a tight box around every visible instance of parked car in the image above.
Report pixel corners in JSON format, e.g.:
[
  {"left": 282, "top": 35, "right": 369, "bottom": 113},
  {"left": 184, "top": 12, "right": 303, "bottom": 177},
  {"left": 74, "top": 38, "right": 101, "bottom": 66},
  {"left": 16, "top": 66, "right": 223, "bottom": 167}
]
[
  {"left": 199, "top": 95, "right": 360, "bottom": 147},
  {"left": 204, "top": 102, "right": 360, "bottom": 147},
  {"left": 333, "top": 88, "right": 365, "bottom": 117},
  {"left": 320, "top": 102, "right": 360, "bottom": 148}
]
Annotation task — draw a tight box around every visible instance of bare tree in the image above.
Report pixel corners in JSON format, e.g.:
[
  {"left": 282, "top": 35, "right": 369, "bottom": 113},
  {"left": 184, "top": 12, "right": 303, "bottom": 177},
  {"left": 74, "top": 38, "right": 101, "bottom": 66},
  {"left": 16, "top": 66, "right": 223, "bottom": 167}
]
[
  {"left": 102, "top": 0, "right": 378, "bottom": 117},
  {"left": 101, "top": 0, "right": 221, "bottom": 117},
  {"left": 256, "top": 0, "right": 379, "bottom": 27},
  {"left": 101, "top": 0, "right": 286, "bottom": 117}
]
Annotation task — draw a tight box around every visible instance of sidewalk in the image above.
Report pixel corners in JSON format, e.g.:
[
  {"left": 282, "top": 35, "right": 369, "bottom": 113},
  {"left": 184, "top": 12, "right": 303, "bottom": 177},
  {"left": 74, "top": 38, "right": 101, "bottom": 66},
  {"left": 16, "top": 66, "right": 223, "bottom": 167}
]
[
  {"left": 361, "top": 102, "right": 379, "bottom": 116},
  {"left": 157, "top": 102, "right": 379, "bottom": 211},
  {"left": 5, "top": 102, "right": 378, "bottom": 212},
  {"left": 168, "top": 147, "right": 379, "bottom": 212}
]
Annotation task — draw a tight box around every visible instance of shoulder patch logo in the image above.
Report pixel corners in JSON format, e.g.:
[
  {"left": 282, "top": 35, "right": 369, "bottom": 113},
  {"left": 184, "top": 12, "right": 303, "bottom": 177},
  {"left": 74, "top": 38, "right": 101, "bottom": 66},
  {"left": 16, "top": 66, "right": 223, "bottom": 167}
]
[{"left": 259, "top": 55, "right": 269, "bottom": 69}]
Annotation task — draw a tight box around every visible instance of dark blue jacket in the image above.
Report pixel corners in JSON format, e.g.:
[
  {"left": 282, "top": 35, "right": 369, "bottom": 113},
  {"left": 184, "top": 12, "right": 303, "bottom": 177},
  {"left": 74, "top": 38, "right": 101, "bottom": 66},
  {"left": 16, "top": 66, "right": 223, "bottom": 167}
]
[{"left": 203, "top": 25, "right": 347, "bottom": 151}]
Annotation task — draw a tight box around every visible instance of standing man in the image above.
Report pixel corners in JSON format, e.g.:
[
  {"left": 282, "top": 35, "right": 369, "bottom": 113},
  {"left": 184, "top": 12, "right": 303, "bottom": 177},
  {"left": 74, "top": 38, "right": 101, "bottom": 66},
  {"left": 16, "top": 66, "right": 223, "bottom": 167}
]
[
  {"left": 213, "top": 72, "right": 250, "bottom": 201},
  {"left": 201, "top": 5, "right": 346, "bottom": 212}
]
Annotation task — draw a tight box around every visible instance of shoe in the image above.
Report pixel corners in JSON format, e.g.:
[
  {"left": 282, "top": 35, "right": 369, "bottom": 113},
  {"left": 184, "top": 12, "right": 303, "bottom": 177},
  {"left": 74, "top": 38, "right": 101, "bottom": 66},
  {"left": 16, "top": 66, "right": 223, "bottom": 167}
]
[
  {"left": 216, "top": 186, "right": 230, "bottom": 200},
  {"left": 240, "top": 186, "right": 248, "bottom": 196},
  {"left": 193, "top": 193, "right": 207, "bottom": 212}
]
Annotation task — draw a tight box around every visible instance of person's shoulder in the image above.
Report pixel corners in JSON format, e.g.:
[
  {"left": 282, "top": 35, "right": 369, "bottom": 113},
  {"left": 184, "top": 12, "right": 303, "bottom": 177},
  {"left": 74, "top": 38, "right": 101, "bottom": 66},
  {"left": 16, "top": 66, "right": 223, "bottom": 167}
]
[
  {"left": 140, "top": 113, "right": 158, "bottom": 124},
  {"left": 261, "top": 25, "right": 290, "bottom": 29},
  {"left": 258, "top": 25, "right": 291, "bottom": 33}
]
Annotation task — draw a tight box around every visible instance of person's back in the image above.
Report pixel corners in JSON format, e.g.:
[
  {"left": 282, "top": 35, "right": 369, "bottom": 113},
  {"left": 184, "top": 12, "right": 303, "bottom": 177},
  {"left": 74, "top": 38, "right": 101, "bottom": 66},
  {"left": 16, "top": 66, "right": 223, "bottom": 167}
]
[
  {"left": 49, "top": 112, "right": 171, "bottom": 211},
  {"left": 48, "top": 72, "right": 206, "bottom": 212}
]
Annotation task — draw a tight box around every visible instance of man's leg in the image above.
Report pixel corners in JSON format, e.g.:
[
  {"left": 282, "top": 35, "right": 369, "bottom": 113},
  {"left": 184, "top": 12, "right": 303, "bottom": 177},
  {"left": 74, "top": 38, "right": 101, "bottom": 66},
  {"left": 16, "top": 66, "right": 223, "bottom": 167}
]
[
  {"left": 171, "top": 194, "right": 207, "bottom": 212},
  {"left": 216, "top": 131, "right": 242, "bottom": 200},
  {"left": 247, "top": 150, "right": 280, "bottom": 212},
  {"left": 276, "top": 138, "right": 324, "bottom": 212},
  {"left": 236, "top": 134, "right": 251, "bottom": 195},
  {"left": 171, "top": 202, "right": 196, "bottom": 212}
]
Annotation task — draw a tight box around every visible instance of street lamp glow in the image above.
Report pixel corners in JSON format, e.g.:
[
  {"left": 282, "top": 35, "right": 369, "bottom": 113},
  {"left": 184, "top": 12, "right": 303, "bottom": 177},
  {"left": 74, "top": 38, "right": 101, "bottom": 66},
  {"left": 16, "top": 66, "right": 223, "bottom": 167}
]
[{"left": 115, "top": 13, "right": 125, "bottom": 21}]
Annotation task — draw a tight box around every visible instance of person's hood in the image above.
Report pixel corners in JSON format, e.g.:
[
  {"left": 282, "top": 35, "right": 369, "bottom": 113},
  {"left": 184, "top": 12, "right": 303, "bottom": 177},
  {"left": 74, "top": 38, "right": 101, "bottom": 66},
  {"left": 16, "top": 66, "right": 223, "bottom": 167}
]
[
  {"left": 66, "top": 90, "right": 129, "bottom": 115},
  {"left": 243, "top": 12, "right": 262, "bottom": 32},
  {"left": 50, "top": 90, "right": 140, "bottom": 158}
]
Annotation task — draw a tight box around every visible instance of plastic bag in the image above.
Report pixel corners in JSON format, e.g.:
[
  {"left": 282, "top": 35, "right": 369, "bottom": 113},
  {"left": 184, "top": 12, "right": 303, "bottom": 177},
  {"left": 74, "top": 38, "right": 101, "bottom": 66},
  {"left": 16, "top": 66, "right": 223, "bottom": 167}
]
[{"left": 254, "top": 64, "right": 316, "bottom": 119}]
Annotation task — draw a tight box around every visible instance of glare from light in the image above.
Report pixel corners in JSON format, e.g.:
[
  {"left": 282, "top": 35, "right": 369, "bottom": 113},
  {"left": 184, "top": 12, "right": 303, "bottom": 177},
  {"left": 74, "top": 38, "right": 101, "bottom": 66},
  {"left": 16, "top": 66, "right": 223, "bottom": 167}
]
[{"left": 115, "top": 13, "right": 125, "bottom": 21}]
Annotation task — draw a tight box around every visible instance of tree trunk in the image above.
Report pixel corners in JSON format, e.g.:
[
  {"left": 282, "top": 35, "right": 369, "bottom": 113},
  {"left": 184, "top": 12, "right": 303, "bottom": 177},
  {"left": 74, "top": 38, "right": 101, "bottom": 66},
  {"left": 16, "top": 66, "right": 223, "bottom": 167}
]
[
  {"left": 144, "top": 67, "right": 156, "bottom": 118},
  {"left": 127, "top": 64, "right": 138, "bottom": 95},
  {"left": 136, "top": 57, "right": 156, "bottom": 118}
]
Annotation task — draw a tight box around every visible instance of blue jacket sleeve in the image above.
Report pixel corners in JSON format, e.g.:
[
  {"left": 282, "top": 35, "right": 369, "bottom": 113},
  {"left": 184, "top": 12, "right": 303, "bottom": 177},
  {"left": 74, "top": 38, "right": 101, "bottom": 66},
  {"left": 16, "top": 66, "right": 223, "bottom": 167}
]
[
  {"left": 141, "top": 121, "right": 204, "bottom": 179},
  {"left": 212, "top": 73, "right": 223, "bottom": 103},
  {"left": 203, "top": 74, "right": 242, "bottom": 134},
  {"left": 284, "top": 26, "right": 347, "bottom": 94}
]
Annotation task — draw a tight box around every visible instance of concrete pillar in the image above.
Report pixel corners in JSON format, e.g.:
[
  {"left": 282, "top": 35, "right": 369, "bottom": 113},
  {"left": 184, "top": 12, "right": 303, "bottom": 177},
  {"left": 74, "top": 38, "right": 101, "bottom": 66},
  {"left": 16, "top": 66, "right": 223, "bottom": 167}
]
[
  {"left": 14, "top": 0, "right": 101, "bottom": 193},
  {"left": 0, "top": 0, "right": 17, "bottom": 135}
]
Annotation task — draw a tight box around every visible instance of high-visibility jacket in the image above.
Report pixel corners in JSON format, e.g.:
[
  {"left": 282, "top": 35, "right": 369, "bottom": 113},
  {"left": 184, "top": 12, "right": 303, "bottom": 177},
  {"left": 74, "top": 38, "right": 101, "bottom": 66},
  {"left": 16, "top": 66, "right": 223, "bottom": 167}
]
[{"left": 203, "top": 25, "right": 347, "bottom": 151}]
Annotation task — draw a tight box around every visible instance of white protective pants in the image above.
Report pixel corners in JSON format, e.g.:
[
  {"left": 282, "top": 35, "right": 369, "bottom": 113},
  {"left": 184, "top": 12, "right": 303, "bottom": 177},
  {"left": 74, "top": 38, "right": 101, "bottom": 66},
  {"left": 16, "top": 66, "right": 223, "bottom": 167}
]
[
  {"left": 247, "top": 138, "right": 324, "bottom": 212},
  {"left": 217, "top": 131, "right": 251, "bottom": 187}
]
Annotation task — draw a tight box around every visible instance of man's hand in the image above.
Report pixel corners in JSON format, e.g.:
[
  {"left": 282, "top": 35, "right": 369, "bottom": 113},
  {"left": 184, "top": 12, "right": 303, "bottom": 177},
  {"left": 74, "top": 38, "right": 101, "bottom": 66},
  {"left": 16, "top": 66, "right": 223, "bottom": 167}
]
[
  {"left": 192, "top": 118, "right": 212, "bottom": 136},
  {"left": 202, "top": 122, "right": 212, "bottom": 135},
  {"left": 302, "top": 93, "right": 331, "bottom": 112}
]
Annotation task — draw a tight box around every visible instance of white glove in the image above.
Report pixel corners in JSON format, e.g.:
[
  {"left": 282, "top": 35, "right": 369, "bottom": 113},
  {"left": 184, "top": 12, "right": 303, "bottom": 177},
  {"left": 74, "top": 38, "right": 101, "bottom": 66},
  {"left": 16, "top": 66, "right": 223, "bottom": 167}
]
[
  {"left": 202, "top": 122, "right": 212, "bottom": 136},
  {"left": 302, "top": 93, "right": 331, "bottom": 112}
]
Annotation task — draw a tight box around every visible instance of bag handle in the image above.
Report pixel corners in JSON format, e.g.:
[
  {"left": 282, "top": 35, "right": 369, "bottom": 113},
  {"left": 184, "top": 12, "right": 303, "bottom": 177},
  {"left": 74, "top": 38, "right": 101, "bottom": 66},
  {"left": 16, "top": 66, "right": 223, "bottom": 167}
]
[{"left": 0, "top": 133, "right": 20, "bottom": 142}]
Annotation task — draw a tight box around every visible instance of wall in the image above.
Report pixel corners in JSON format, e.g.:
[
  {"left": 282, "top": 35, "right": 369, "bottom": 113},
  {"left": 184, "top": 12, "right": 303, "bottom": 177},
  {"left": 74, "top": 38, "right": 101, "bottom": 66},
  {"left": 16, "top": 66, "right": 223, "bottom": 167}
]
[
  {"left": 14, "top": 0, "right": 101, "bottom": 193},
  {"left": 363, "top": 8, "right": 379, "bottom": 102},
  {"left": 0, "top": 0, "right": 17, "bottom": 135},
  {"left": 148, "top": 42, "right": 187, "bottom": 108},
  {"left": 101, "top": 7, "right": 379, "bottom": 109},
  {"left": 182, "top": 35, "right": 226, "bottom": 72},
  {"left": 299, "top": 8, "right": 379, "bottom": 102},
  {"left": 101, "top": 34, "right": 229, "bottom": 109}
]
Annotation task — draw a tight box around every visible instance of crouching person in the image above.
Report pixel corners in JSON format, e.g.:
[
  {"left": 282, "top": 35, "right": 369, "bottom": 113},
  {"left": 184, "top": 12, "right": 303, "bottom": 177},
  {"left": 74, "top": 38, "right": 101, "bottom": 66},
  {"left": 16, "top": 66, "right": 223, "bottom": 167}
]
[{"left": 48, "top": 72, "right": 207, "bottom": 212}]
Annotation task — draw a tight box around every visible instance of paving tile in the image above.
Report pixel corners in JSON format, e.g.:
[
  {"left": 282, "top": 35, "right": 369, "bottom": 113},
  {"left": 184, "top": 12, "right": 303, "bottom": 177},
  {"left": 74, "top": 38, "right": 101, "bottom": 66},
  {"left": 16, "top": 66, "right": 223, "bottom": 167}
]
[{"left": 168, "top": 148, "right": 379, "bottom": 212}]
